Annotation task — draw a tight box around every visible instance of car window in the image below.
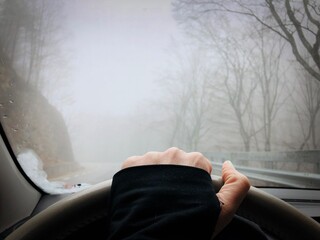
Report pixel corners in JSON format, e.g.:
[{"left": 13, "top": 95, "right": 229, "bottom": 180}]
[{"left": 0, "top": 0, "right": 319, "bottom": 193}]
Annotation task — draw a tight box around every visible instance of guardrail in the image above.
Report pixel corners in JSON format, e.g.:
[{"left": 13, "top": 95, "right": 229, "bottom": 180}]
[
  {"left": 211, "top": 162, "right": 320, "bottom": 188},
  {"left": 204, "top": 151, "right": 320, "bottom": 188}
]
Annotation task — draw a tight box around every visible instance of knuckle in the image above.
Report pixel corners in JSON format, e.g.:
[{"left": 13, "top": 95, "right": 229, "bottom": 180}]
[
  {"left": 187, "top": 152, "right": 204, "bottom": 164},
  {"left": 164, "top": 147, "right": 182, "bottom": 157},
  {"left": 227, "top": 172, "right": 250, "bottom": 189},
  {"left": 225, "top": 172, "right": 240, "bottom": 183},
  {"left": 143, "top": 151, "right": 161, "bottom": 164},
  {"left": 166, "top": 147, "right": 180, "bottom": 153},
  {"left": 190, "top": 152, "right": 207, "bottom": 165},
  {"left": 190, "top": 152, "right": 204, "bottom": 159},
  {"left": 188, "top": 152, "right": 212, "bottom": 173},
  {"left": 238, "top": 174, "right": 251, "bottom": 190},
  {"left": 121, "top": 156, "right": 139, "bottom": 169}
]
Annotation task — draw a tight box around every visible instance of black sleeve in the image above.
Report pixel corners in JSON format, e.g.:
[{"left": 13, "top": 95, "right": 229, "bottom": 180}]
[{"left": 106, "top": 165, "right": 221, "bottom": 240}]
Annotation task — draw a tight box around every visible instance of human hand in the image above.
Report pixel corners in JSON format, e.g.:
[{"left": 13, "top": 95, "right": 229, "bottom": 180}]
[
  {"left": 121, "top": 147, "right": 250, "bottom": 236},
  {"left": 121, "top": 147, "right": 212, "bottom": 173},
  {"left": 213, "top": 160, "right": 250, "bottom": 237}
]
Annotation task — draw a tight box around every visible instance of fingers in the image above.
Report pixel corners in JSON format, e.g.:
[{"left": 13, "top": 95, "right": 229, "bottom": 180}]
[
  {"left": 214, "top": 161, "right": 250, "bottom": 237},
  {"left": 121, "top": 147, "right": 212, "bottom": 174},
  {"left": 188, "top": 152, "right": 213, "bottom": 174}
]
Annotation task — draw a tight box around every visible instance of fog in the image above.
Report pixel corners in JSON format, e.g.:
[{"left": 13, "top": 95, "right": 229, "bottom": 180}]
[
  {"left": 48, "top": 0, "right": 320, "bottom": 164},
  {"left": 57, "top": 0, "right": 182, "bottom": 163},
  {"left": 1, "top": 0, "right": 319, "bottom": 176},
  {"left": 61, "top": 1, "right": 176, "bottom": 114}
]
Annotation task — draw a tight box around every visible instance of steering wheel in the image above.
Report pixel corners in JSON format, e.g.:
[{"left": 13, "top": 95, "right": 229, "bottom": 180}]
[{"left": 5, "top": 178, "right": 320, "bottom": 240}]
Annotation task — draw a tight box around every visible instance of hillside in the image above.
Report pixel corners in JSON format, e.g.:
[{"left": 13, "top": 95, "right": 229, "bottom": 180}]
[{"left": 0, "top": 52, "right": 79, "bottom": 179}]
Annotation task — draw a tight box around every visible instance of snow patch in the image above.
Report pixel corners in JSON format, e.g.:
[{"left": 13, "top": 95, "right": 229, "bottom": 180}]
[{"left": 17, "top": 149, "right": 91, "bottom": 194}]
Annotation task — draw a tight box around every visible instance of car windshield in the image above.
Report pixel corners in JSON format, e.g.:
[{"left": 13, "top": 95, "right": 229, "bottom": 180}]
[{"left": 0, "top": 0, "right": 319, "bottom": 194}]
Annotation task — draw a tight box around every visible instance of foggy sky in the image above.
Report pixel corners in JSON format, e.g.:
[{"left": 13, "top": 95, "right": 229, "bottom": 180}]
[
  {"left": 61, "top": 0, "right": 180, "bottom": 116},
  {"left": 43, "top": 0, "right": 319, "bottom": 167}
]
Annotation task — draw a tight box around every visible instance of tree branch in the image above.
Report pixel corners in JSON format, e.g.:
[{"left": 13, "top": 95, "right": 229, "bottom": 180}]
[{"left": 267, "top": 0, "right": 320, "bottom": 81}]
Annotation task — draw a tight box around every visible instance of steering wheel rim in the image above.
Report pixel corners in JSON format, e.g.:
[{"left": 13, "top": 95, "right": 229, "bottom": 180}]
[
  {"left": 5, "top": 178, "right": 320, "bottom": 240},
  {"left": 211, "top": 176, "right": 320, "bottom": 240}
]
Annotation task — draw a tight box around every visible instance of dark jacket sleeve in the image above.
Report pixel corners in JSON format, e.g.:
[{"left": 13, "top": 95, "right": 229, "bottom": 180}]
[{"left": 106, "top": 165, "right": 221, "bottom": 240}]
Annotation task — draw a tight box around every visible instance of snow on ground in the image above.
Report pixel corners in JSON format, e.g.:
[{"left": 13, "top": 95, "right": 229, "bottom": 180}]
[{"left": 17, "top": 149, "right": 91, "bottom": 194}]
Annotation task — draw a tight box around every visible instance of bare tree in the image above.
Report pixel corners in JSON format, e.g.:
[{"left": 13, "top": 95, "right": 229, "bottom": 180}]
[
  {"left": 0, "top": 0, "right": 66, "bottom": 91},
  {"left": 292, "top": 68, "right": 320, "bottom": 150},
  {"left": 251, "top": 30, "right": 289, "bottom": 151},
  {"left": 23, "top": 0, "right": 65, "bottom": 90},
  {"left": 172, "top": 0, "right": 320, "bottom": 152},
  {"left": 216, "top": 37, "right": 259, "bottom": 151},
  {"left": 0, "top": 0, "right": 30, "bottom": 63},
  {"left": 173, "top": 0, "right": 320, "bottom": 82},
  {"left": 173, "top": 4, "right": 263, "bottom": 151},
  {"left": 158, "top": 48, "right": 212, "bottom": 151}
]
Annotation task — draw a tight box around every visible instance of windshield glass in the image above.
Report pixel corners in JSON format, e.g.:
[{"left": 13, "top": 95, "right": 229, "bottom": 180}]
[{"left": 0, "top": 0, "right": 319, "bottom": 193}]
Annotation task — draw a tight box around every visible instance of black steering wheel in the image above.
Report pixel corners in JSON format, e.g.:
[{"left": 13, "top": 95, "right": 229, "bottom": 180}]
[{"left": 5, "top": 178, "right": 320, "bottom": 240}]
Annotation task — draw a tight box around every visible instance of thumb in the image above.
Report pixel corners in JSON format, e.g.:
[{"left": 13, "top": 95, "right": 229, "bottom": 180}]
[{"left": 213, "top": 161, "right": 250, "bottom": 237}]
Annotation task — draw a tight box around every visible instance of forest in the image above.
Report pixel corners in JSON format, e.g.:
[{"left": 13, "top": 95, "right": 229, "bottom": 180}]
[
  {"left": 0, "top": 1, "right": 319, "bottom": 171},
  {"left": 156, "top": 0, "right": 320, "bottom": 152}
]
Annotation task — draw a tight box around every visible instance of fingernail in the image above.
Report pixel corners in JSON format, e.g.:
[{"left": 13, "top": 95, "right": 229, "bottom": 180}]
[{"left": 226, "top": 160, "right": 234, "bottom": 167}]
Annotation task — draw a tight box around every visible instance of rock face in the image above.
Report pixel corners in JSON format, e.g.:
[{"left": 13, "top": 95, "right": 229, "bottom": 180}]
[{"left": 0, "top": 53, "right": 77, "bottom": 179}]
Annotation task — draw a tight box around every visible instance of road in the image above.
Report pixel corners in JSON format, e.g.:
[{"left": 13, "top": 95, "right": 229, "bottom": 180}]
[{"left": 50, "top": 162, "right": 121, "bottom": 185}]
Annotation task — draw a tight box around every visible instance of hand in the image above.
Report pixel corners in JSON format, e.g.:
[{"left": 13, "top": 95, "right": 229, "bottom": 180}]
[
  {"left": 213, "top": 160, "right": 250, "bottom": 237},
  {"left": 122, "top": 147, "right": 212, "bottom": 173},
  {"left": 121, "top": 147, "right": 250, "bottom": 236}
]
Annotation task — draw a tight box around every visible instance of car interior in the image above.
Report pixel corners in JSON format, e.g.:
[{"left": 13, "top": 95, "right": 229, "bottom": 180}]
[
  {"left": 0, "top": 129, "right": 319, "bottom": 239},
  {"left": 0, "top": 0, "right": 320, "bottom": 240}
]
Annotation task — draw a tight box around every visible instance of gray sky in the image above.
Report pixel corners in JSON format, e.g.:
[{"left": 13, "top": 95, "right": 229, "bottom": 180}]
[{"left": 62, "top": 0, "right": 180, "bottom": 116}]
